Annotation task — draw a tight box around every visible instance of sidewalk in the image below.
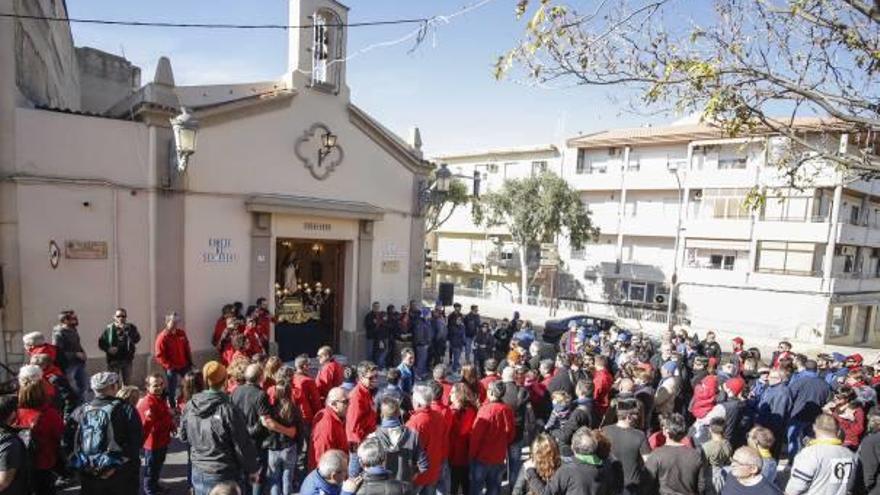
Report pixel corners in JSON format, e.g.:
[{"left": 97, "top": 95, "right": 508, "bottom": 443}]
[{"left": 442, "top": 294, "right": 880, "bottom": 363}]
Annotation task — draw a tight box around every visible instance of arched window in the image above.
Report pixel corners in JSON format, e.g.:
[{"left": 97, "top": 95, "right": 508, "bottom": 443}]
[{"left": 311, "top": 9, "right": 343, "bottom": 91}]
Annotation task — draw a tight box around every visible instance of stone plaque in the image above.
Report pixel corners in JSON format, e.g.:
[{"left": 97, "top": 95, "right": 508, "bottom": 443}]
[
  {"left": 381, "top": 260, "right": 400, "bottom": 273},
  {"left": 65, "top": 240, "right": 108, "bottom": 260}
]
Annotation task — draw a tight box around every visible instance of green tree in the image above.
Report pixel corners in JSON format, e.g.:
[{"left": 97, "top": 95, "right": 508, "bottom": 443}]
[
  {"left": 472, "top": 171, "right": 597, "bottom": 302},
  {"left": 498, "top": 0, "right": 880, "bottom": 180},
  {"left": 425, "top": 177, "right": 471, "bottom": 233}
]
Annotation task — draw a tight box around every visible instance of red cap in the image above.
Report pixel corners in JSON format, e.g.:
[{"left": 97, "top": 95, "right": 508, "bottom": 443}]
[
  {"left": 725, "top": 377, "right": 745, "bottom": 397},
  {"left": 732, "top": 337, "right": 744, "bottom": 345},
  {"left": 848, "top": 353, "right": 864, "bottom": 365}
]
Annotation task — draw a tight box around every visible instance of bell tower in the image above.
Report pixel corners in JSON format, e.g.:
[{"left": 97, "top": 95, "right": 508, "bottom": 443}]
[{"left": 288, "top": 0, "right": 349, "bottom": 97}]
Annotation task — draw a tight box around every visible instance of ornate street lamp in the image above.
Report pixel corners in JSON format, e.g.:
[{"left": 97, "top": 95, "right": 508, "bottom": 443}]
[{"left": 170, "top": 107, "right": 200, "bottom": 172}]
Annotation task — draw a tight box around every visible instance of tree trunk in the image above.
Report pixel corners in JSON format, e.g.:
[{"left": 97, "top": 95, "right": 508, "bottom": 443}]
[{"left": 519, "top": 244, "right": 529, "bottom": 304}]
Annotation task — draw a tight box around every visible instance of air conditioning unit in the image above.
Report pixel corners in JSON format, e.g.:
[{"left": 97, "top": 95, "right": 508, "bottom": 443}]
[
  {"left": 654, "top": 294, "right": 667, "bottom": 304},
  {"left": 693, "top": 190, "right": 704, "bottom": 200}
]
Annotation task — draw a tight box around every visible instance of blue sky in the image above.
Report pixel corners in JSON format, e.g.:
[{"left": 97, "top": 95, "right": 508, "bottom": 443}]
[{"left": 67, "top": 0, "right": 672, "bottom": 155}]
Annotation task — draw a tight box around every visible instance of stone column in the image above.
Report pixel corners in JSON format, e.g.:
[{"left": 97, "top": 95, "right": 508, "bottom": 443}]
[
  {"left": 0, "top": 0, "right": 19, "bottom": 365},
  {"left": 342, "top": 219, "right": 373, "bottom": 361},
  {"left": 250, "top": 212, "right": 272, "bottom": 334}
]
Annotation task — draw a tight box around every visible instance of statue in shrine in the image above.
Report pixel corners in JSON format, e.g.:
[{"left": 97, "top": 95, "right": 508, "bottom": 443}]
[{"left": 283, "top": 256, "right": 300, "bottom": 292}]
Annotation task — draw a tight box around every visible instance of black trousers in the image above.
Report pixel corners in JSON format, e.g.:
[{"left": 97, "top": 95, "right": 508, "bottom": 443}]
[{"left": 451, "top": 465, "right": 470, "bottom": 495}]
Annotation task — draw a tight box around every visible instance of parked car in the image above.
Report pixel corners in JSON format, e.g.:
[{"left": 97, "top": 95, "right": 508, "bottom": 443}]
[{"left": 541, "top": 314, "right": 617, "bottom": 345}]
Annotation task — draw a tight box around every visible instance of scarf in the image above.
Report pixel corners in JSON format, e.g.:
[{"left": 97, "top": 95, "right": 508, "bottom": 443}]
[
  {"left": 575, "top": 398, "right": 593, "bottom": 408},
  {"left": 574, "top": 453, "right": 603, "bottom": 466},
  {"left": 757, "top": 447, "right": 772, "bottom": 459},
  {"left": 808, "top": 438, "right": 843, "bottom": 447},
  {"left": 381, "top": 418, "right": 402, "bottom": 429}
]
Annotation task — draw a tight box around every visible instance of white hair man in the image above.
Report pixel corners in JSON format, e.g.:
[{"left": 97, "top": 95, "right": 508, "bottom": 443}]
[
  {"left": 311, "top": 387, "right": 349, "bottom": 470},
  {"left": 355, "top": 438, "right": 410, "bottom": 495},
  {"left": 406, "top": 384, "right": 444, "bottom": 494},
  {"left": 722, "top": 446, "right": 780, "bottom": 493},
  {"left": 300, "top": 449, "right": 361, "bottom": 495}
]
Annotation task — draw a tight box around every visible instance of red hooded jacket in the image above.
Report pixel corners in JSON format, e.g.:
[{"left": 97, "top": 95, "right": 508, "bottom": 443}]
[
  {"left": 15, "top": 404, "right": 63, "bottom": 470},
  {"left": 593, "top": 367, "right": 614, "bottom": 418},
  {"left": 469, "top": 401, "right": 515, "bottom": 465},
  {"left": 293, "top": 373, "right": 322, "bottom": 424},
  {"left": 137, "top": 392, "right": 174, "bottom": 450},
  {"left": 345, "top": 383, "right": 378, "bottom": 445},
  {"left": 154, "top": 328, "right": 192, "bottom": 372},
  {"left": 407, "top": 407, "right": 446, "bottom": 486},
  {"left": 690, "top": 375, "right": 718, "bottom": 420},
  {"left": 316, "top": 359, "right": 345, "bottom": 401},
  {"left": 311, "top": 407, "right": 348, "bottom": 470},
  {"left": 448, "top": 406, "right": 477, "bottom": 467}
]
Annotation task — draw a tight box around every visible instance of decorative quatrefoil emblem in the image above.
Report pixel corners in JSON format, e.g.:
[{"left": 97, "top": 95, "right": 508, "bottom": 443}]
[{"left": 295, "top": 123, "right": 344, "bottom": 180}]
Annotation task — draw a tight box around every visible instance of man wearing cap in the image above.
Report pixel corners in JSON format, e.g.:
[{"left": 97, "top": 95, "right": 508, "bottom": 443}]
[
  {"left": 463, "top": 305, "right": 481, "bottom": 365},
  {"left": 181, "top": 361, "right": 259, "bottom": 495},
  {"left": 654, "top": 361, "right": 681, "bottom": 420},
  {"left": 66, "top": 371, "right": 143, "bottom": 492}
]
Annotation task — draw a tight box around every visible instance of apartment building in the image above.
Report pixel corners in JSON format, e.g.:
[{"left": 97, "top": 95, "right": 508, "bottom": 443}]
[
  {"left": 427, "top": 145, "right": 562, "bottom": 301},
  {"left": 563, "top": 119, "right": 880, "bottom": 347}
]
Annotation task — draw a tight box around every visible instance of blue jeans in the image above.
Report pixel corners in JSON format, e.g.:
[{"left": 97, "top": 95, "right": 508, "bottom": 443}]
[
  {"left": 788, "top": 420, "right": 810, "bottom": 458},
  {"left": 464, "top": 337, "right": 474, "bottom": 364},
  {"left": 252, "top": 449, "right": 268, "bottom": 495},
  {"left": 416, "top": 345, "right": 430, "bottom": 379},
  {"left": 436, "top": 461, "right": 451, "bottom": 495},
  {"left": 449, "top": 346, "right": 463, "bottom": 373},
  {"left": 66, "top": 362, "right": 88, "bottom": 399},
  {"left": 143, "top": 447, "right": 167, "bottom": 495},
  {"left": 165, "top": 370, "right": 184, "bottom": 409},
  {"left": 507, "top": 439, "right": 523, "bottom": 487},
  {"left": 192, "top": 469, "right": 241, "bottom": 495},
  {"left": 469, "top": 461, "right": 504, "bottom": 495},
  {"left": 417, "top": 484, "right": 437, "bottom": 495},
  {"left": 374, "top": 342, "right": 389, "bottom": 370},
  {"left": 267, "top": 446, "right": 298, "bottom": 495}
]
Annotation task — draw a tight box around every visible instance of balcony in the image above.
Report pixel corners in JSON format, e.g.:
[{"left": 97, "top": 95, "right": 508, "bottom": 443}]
[{"left": 837, "top": 222, "right": 880, "bottom": 247}]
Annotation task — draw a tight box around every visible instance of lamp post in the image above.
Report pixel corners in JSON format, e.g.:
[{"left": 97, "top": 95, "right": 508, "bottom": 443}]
[
  {"left": 666, "top": 161, "right": 684, "bottom": 330},
  {"left": 170, "top": 107, "right": 199, "bottom": 172}
]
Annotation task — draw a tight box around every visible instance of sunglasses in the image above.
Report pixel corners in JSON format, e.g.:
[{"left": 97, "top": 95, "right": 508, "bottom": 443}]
[
  {"left": 115, "top": 314, "right": 126, "bottom": 318},
  {"left": 333, "top": 399, "right": 350, "bottom": 404}
]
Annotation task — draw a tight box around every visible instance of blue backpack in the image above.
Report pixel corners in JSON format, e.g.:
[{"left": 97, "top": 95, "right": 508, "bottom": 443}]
[{"left": 70, "top": 401, "right": 125, "bottom": 475}]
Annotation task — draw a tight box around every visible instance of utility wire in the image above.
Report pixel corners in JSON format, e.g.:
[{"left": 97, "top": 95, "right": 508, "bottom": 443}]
[{"left": 0, "top": 12, "right": 429, "bottom": 30}]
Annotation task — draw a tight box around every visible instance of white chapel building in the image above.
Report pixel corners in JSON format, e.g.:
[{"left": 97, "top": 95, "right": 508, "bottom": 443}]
[{"left": 0, "top": 0, "right": 432, "bottom": 372}]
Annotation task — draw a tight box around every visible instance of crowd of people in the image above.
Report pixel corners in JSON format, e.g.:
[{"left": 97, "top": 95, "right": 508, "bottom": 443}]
[{"left": 3, "top": 300, "right": 880, "bottom": 495}]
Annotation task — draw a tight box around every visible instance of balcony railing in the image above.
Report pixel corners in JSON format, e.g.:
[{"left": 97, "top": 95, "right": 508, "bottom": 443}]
[
  {"left": 760, "top": 214, "right": 829, "bottom": 223},
  {"left": 755, "top": 268, "right": 822, "bottom": 277}
]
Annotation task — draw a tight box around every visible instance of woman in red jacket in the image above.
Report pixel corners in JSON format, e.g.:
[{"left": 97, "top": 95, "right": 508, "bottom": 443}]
[
  {"left": 826, "top": 386, "right": 866, "bottom": 449},
  {"left": 16, "top": 367, "right": 64, "bottom": 495},
  {"left": 448, "top": 383, "right": 478, "bottom": 495}
]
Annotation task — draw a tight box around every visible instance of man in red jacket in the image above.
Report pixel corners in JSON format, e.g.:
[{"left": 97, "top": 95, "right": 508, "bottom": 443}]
[
  {"left": 310, "top": 387, "right": 349, "bottom": 470},
  {"left": 469, "top": 381, "right": 515, "bottom": 495},
  {"left": 593, "top": 355, "right": 614, "bottom": 420},
  {"left": 23, "top": 332, "right": 64, "bottom": 379},
  {"left": 136, "top": 372, "right": 174, "bottom": 495},
  {"left": 316, "top": 346, "right": 345, "bottom": 402},
  {"left": 154, "top": 312, "right": 193, "bottom": 408},
  {"left": 346, "top": 361, "right": 379, "bottom": 449},
  {"left": 293, "top": 354, "right": 322, "bottom": 467},
  {"left": 407, "top": 384, "right": 446, "bottom": 493}
]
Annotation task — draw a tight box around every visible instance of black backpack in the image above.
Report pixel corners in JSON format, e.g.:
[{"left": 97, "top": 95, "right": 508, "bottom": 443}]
[{"left": 0, "top": 426, "right": 31, "bottom": 493}]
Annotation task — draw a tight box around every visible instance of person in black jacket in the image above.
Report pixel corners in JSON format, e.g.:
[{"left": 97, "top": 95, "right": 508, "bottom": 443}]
[
  {"left": 502, "top": 367, "right": 532, "bottom": 485},
  {"left": 66, "top": 371, "right": 144, "bottom": 493},
  {"left": 361, "top": 396, "right": 427, "bottom": 481},
  {"left": 353, "top": 438, "right": 410, "bottom": 495},
  {"left": 53, "top": 310, "right": 88, "bottom": 398},
  {"left": 413, "top": 309, "right": 432, "bottom": 380},
  {"left": 264, "top": 370, "right": 303, "bottom": 495},
  {"left": 555, "top": 380, "right": 596, "bottom": 459},
  {"left": 231, "top": 363, "right": 273, "bottom": 494},
  {"left": 861, "top": 407, "right": 880, "bottom": 495},
  {"left": 526, "top": 427, "right": 621, "bottom": 495},
  {"left": 463, "top": 305, "right": 481, "bottom": 365},
  {"left": 181, "top": 361, "right": 259, "bottom": 494},
  {"left": 473, "top": 322, "right": 496, "bottom": 374},
  {"left": 98, "top": 308, "right": 141, "bottom": 385},
  {"left": 364, "top": 302, "right": 382, "bottom": 367}
]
